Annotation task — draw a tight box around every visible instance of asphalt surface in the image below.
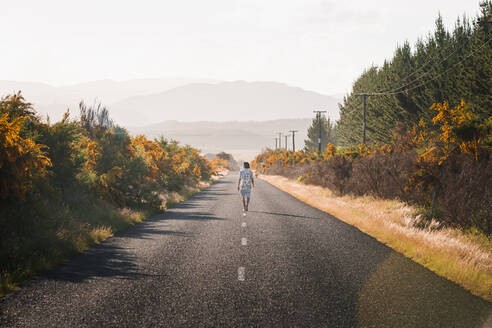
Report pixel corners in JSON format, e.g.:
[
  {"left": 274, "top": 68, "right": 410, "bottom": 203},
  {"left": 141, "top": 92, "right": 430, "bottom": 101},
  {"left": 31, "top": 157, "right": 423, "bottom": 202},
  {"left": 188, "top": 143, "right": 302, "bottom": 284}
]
[{"left": 0, "top": 173, "right": 491, "bottom": 328}]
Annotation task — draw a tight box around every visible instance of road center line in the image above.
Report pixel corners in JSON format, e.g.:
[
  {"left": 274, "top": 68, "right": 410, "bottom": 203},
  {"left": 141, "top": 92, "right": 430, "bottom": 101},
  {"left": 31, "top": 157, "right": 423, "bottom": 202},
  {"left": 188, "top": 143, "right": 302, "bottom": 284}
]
[
  {"left": 241, "top": 237, "right": 247, "bottom": 246},
  {"left": 238, "top": 267, "right": 245, "bottom": 281}
]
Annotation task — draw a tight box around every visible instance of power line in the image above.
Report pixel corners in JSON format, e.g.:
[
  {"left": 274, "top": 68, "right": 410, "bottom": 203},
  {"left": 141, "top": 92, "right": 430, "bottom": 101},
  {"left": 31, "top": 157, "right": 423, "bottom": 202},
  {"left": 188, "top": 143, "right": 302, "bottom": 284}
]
[
  {"left": 390, "top": 37, "right": 492, "bottom": 94},
  {"left": 373, "top": 37, "right": 479, "bottom": 94},
  {"left": 352, "top": 36, "right": 492, "bottom": 145},
  {"left": 363, "top": 37, "right": 492, "bottom": 96}
]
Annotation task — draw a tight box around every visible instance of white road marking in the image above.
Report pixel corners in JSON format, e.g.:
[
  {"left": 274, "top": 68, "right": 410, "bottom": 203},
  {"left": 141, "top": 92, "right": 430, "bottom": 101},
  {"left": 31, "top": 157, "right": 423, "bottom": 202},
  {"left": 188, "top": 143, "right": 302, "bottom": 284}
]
[
  {"left": 241, "top": 237, "right": 247, "bottom": 246},
  {"left": 238, "top": 267, "right": 245, "bottom": 281},
  {"left": 241, "top": 222, "right": 246, "bottom": 228},
  {"left": 243, "top": 212, "right": 246, "bottom": 216}
]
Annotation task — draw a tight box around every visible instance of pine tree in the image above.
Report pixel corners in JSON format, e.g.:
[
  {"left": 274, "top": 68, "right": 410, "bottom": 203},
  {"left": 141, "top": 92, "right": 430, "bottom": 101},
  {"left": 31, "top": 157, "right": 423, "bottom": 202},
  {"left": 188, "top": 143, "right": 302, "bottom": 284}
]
[
  {"left": 304, "top": 114, "right": 335, "bottom": 151},
  {"left": 336, "top": 2, "right": 492, "bottom": 146}
]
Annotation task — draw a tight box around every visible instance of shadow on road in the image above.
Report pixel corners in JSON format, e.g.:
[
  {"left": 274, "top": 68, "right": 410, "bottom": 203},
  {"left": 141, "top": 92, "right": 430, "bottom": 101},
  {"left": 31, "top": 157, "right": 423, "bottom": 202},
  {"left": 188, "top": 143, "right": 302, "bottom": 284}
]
[
  {"left": 41, "top": 210, "right": 225, "bottom": 283},
  {"left": 37, "top": 181, "right": 233, "bottom": 285},
  {"left": 160, "top": 211, "right": 226, "bottom": 222},
  {"left": 248, "top": 210, "right": 320, "bottom": 220},
  {"left": 44, "top": 244, "right": 146, "bottom": 283}
]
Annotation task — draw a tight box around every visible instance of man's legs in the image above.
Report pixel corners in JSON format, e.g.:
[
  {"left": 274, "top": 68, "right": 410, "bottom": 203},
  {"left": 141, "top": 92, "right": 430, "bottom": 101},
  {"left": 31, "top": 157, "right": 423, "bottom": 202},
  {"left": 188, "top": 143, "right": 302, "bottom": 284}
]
[
  {"left": 246, "top": 196, "right": 250, "bottom": 211},
  {"left": 242, "top": 196, "right": 246, "bottom": 211}
]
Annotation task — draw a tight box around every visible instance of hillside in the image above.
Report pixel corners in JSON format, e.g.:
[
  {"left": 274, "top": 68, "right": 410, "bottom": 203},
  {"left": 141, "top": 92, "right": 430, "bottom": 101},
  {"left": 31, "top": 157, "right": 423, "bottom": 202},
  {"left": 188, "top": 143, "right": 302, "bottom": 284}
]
[
  {"left": 112, "top": 81, "right": 340, "bottom": 126},
  {"left": 0, "top": 78, "right": 218, "bottom": 121},
  {"left": 0, "top": 80, "right": 341, "bottom": 128}
]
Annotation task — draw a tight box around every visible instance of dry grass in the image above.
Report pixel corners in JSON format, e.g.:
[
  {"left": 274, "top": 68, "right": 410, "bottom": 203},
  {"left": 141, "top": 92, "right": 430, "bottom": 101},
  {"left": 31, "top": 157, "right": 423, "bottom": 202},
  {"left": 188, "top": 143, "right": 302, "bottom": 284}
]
[
  {"left": 159, "top": 191, "right": 185, "bottom": 209},
  {"left": 118, "top": 208, "right": 145, "bottom": 224},
  {"left": 158, "top": 176, "right": 218, "bottom": 209},
  {"left": 89, "top": 226, "right": 113, "bottom": 244},
  {"left": 261, "top": 174, "right": 492, "bottom": 302},
  {"left": 212, "top": 168, "right": 230, "bottom": 179}
]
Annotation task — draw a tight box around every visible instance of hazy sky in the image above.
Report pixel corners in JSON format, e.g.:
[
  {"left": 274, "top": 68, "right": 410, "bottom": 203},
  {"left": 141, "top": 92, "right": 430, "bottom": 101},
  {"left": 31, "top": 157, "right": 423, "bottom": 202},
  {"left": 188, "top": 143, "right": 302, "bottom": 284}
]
[{"left": 1, "top": 0, "right": 481, "bottom": 95}]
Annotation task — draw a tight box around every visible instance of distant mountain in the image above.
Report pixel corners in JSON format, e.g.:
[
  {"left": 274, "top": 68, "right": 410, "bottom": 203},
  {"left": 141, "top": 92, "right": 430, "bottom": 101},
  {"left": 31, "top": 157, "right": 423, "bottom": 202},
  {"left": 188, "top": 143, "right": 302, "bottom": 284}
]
[
  {"left": 129, "top": 118, "right": 314, "bottom": 161},
  {"left": 57, "top": 78, "right": 219, "bottom": 104},
  {"left": 0, "top": 81, "right": 58, "bottom": 103},
  {"left": 0, "top": 78, "right": 218, "bottom": 121},
  {"left": 0, "top": 79, "right": 342, "bottom": 131},
  {"left": 112, "top": 81, "right": 340, "bottom": 126}
]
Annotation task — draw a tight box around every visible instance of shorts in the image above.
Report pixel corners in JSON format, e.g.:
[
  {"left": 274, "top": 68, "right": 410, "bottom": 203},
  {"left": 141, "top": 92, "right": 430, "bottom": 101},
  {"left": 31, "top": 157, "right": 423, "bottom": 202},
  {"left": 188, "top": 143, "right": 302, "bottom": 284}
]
[{"left": 240, "top": 189, "right": 251, "bottom": 198}]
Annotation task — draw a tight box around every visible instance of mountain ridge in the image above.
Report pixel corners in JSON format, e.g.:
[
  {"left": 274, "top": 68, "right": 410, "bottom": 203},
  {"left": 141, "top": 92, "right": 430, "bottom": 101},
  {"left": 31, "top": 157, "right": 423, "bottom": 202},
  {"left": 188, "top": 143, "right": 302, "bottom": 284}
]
[
  {"left": 0, "top": 79, "right": 341, "bottom": 129},
  {"left": 111, "top": 80, "right": 340, "bottom": 126}
]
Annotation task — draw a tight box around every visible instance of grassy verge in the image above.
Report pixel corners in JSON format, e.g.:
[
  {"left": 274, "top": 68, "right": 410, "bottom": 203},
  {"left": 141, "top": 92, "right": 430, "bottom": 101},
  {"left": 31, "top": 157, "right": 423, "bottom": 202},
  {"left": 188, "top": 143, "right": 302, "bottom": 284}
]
[
  {"left": 0, "top": 204, "right": 153, "bottom": 298},
  {"left": 0, "top": 176, "right": 221, "bottom": 298},
  {"left": 260, "top": 174, "right": 492, "bottom": 302}
]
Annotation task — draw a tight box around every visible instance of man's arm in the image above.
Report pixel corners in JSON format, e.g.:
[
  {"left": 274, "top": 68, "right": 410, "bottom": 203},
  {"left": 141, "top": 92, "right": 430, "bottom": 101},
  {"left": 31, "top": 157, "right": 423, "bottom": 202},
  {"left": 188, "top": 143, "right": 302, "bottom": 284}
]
[{"left": 238, "top": 177, "right": 241, "bottom": 191}]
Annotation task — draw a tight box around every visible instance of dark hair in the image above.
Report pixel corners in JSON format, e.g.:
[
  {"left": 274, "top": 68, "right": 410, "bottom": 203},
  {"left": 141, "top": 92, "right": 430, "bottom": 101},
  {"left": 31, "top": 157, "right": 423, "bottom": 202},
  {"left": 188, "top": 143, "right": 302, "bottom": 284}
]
[{"left": 243, "top": 162, "right": 250, "bottom": 169}]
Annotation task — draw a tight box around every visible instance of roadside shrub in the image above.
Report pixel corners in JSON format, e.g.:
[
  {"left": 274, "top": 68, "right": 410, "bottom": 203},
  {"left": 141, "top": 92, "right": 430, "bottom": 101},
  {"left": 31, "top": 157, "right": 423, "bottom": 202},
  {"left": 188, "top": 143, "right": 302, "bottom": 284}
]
[
  {"left": 253, "top": 100, "right": 492, "bottom": 234},
  {"left": 0, "top": 93, "right": 215, "bottom": 295},
  {"left": 437, "top": 153, "right": 491, "bottom": 233},
  {"left": 305, "top": 156, "right": 352, "bottom": 195},
  {"left": 348, "top": 150, "right": 416, "bottom": 200}
]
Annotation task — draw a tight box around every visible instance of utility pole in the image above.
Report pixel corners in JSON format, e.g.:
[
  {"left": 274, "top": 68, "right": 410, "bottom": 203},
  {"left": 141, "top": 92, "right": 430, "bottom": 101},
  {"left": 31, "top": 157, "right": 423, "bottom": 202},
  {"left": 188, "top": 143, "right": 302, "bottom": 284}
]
[
  {"left": 278, "top": 132, "right": 282, "bottom": 149},
  {"left": 362, "top": 94, "right": 367, "bottom": 145},
  {"left": 284, "top": 134, "right": 288, "bottom": 150},
  {"left": 274, "top": 137, "right": 278, "bottom": 149},
  {"left": 313, "top": 110, "right": 327, "bottom": 153},
  {"left": 289, "top": 130, "right": 298, "bottom": 152}
]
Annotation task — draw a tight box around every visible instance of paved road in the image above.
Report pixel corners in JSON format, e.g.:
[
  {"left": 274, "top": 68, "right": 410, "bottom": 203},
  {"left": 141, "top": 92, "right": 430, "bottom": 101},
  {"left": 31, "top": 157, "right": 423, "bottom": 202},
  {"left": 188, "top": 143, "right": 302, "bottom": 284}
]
[{"left": 1, "top": 174, "right": 491, "bottom": 327}]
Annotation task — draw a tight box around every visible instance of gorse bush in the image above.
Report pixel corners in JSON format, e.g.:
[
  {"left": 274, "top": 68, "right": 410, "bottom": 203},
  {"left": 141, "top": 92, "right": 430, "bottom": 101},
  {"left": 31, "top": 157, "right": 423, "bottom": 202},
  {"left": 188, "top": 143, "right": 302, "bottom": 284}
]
[
  {"left": 0, "top": 92, "right": 216, "bottom": 294},
  {"left": 253, "top": 100, "right": 492, "bottom": 234},
  {"left": 0, "top": 93, "right": 217, "bottom": 208},
  {"left": 0, "top": 112, "right": 51, "bottom": 199},
  {"left": 209, "top": 157, "right": 230, "bottom": 172}
]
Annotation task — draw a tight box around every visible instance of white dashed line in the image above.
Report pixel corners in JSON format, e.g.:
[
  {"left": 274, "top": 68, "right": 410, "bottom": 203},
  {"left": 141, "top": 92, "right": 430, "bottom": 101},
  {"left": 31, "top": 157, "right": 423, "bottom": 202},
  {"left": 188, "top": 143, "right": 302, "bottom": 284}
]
[
  {"left": 241, "top": 237, "right": 247, "bottom": 246},
  {"left": 238, "top": 267, "right": 245, "bottom": 281},
  {"left": 241, "top": 222, "right": 246, "bottom": 228}
]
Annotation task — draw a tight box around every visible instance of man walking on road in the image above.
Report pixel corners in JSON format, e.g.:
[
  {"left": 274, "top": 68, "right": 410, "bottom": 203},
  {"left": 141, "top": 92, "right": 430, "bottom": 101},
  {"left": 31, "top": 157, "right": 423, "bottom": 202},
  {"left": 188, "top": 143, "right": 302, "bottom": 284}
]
[{"left": 238, "top": 162, "right": 254, "bottom": 212}]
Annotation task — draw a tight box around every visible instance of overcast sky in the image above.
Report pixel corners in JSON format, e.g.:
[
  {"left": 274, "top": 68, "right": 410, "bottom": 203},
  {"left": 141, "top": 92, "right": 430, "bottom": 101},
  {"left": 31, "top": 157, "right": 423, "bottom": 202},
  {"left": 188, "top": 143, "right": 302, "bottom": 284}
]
[{"left": 0, "top": 0, "right": 481, "bottom": 95}]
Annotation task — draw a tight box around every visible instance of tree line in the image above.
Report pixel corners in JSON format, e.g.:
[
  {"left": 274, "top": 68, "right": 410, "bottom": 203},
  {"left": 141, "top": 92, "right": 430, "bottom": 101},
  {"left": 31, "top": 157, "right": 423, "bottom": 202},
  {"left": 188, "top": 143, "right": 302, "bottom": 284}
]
[
  {"left": 304, "top": 1, "right": 491, "bottom": 147},
  {"left": 279, "top": 1, "right": 492, "bottom": 234}
]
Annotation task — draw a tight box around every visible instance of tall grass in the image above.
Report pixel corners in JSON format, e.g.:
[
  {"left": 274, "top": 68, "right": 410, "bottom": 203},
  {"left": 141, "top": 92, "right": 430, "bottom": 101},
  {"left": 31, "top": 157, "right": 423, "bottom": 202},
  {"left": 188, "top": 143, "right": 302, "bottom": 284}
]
[{"left": 0, "top": 196, "right": 151, "bottom": 297}]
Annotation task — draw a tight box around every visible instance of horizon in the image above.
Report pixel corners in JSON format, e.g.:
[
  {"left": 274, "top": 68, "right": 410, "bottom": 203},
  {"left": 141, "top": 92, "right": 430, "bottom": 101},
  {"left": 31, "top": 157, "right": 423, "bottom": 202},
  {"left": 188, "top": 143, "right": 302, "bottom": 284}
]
[{"left": 0, "top": 78, "right": 341, "bottom": 97}]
